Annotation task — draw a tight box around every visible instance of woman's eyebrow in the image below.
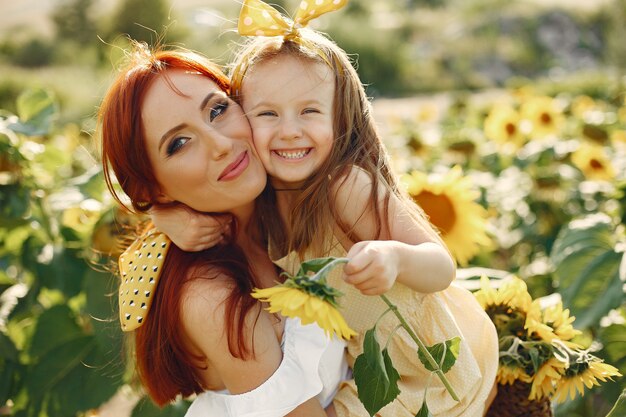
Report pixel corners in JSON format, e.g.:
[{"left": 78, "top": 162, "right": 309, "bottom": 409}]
[
  {"left": 159, "top": 124, "right": 187, "bottom": 152},
  {"left": 199, "top": 92, "right": 217, "bottom": 112}
]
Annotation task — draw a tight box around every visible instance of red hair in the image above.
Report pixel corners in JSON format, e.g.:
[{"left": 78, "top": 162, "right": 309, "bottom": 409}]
[{"left": 99, "top": 44, "right": 259, "bottom": 406}]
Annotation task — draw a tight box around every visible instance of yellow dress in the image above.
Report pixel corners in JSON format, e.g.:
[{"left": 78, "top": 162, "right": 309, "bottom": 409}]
[{"left": 271, "top": 236, "right": 498, "bottom": 417}]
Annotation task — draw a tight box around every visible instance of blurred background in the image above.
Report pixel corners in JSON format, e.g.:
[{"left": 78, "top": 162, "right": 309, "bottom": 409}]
[{"left": 0, "top": 0, "right": 624, "bottom": 416}]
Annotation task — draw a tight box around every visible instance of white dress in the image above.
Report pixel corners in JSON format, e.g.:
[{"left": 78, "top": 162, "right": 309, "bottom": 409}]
[{"left": 185, "top": 317, "right": 349, "bottom": 417}]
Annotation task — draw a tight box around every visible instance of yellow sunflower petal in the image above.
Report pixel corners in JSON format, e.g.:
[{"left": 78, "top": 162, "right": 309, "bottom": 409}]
[{"left": 402, "top": 166, "right": 491, "bottom": 266}]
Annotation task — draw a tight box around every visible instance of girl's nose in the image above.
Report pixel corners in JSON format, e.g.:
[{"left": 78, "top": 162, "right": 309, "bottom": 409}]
[{"left": 279, "top": 118, "right": 302, "bottom": 141}]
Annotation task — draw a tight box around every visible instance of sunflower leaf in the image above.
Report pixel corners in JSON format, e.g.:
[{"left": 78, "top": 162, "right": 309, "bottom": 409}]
[
  {"left": 416, "top": 400, "right": 431, "bottom": 417},
  {"left": 296, "top": 257, "right": 339, "bottom": 276},
  {"left": 353, "top": 328, "right": 400, "bottom": 416},
  {"left": 417, "top": 336, "right": 461, "bottom": 374}
]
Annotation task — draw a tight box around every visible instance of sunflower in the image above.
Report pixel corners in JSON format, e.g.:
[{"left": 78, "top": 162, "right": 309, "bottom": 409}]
[
  {"left": 475, "top": 276, "right": 533, "bottom": 314},
  {"left": 570, "top": 95, "right": 599, "bottom": 119},
  {"left": 498, "top": 364, "right": 532, "bottom": 386},
  {"left": 611, "top": 130, "right": 626, "bottom": 144},
  {"left": 571, "top": 143, "right": 616, "bottom": 181},
  {"left": 402, "top": 166, "right": 491, "bottom": 266},
  {"left": 520, "top": 96, "right": 565, "bottom": 138},
  {"left": 529, "top": 357, "right": 566, "bottom": 400},
  {"left": 252, "top": 281, "right": 356, "bottom": 340},
  {"left": 554, "top": 360, "right": 621, "bottom": 404},
  {"left": 483, "top": 106, "right": 526, "bottom": 150}
]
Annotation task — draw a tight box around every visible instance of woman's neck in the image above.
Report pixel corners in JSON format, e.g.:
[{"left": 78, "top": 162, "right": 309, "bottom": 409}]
[{"left": 230, "top": 202, "right": 257, "bottom": 245}]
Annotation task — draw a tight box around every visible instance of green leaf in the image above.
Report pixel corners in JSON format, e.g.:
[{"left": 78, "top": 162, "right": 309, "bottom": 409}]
[
  {"left": 416, "top": 400, "right": 431, "bottom": 417},
  {"left": 606, "top": 389, "right": 626, "bottom": 417},
  {"left": 418, "top": 336, "right": 461, "bottom": 374},
  {"left": 550, "top": 215, "right": 624, "bottom": 329},
  {"left": 353, "top": 328, "right": 400, "bottom": 416},
  {"left": 131, "top": 397, "right": 192, "bottom": 417},
  {"left": 296, "top": 256, "right": 341, "bottom": 276},
  {"left": 8, "top": 88, "right": 57, "bottom": 136},
  {"left": 28, "top": 304, "right": 83, "bottom": 360},
  {"left": 24, "top": 335, "right": 95, "bottom": 395}
]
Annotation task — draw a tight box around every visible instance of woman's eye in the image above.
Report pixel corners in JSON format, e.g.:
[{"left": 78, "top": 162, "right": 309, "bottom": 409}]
[
  {"left": 166, "top": 137, "right": 189, "bottom": 156},
  {"left": 209, "top": 101, "right": 229, "bottom": 121}
]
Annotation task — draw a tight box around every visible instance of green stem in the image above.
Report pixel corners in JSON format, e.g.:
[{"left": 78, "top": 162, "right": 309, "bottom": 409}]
[
  {"left": 311, "top": 257, "right": 349, "bottom": 282},
  {"left": 380, "top": 294, "right": 460, "bottom": 402}
]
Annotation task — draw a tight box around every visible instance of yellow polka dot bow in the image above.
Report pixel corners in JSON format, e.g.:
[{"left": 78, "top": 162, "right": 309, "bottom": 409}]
[
  {"left": 118, "top": 227, "right": 171, "bottom": 332},
  {"left": 238, "top": 0, "right": 348, "bottom": 38}
]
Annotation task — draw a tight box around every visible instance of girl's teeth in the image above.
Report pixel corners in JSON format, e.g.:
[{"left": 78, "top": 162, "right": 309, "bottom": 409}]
[{"left": 276, "top": 149, "right": 308, "bottom": 159}]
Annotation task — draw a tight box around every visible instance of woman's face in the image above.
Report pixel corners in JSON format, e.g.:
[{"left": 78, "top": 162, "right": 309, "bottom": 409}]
[{"left": 142, "top": 69, "right": 266, "bottom": 213}]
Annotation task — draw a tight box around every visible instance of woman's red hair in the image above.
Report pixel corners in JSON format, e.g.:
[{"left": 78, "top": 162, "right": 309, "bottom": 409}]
[{"left": 99, "top": 44, "right": 259, "bottom": 406}]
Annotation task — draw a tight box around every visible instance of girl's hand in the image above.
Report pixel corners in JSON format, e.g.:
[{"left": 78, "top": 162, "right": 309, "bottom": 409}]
[
  {"left": 150, "top": 204, "right": 231, "bottom": 252},
  {"left": 343, "top": 241, "right": 400, "bottom": 295}
]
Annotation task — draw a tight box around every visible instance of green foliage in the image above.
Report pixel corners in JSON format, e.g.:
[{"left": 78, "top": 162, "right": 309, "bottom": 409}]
[
  {"left": 0, "top": 89, "right": 126, "bottom": 416},
  {"left": 353, "top": 328, "right": 401, "bottom": 416},
  {"left": 550, "top": 214, "right": 624, "bottom": 329},
  {"left": 418, "top": 336, "right": 461, "bottom": 374},
  {"left": 606, "top": 389, "right": 626, "bottom": 417},
  {"left": 131, "top": 397, "right": 191, "bottom": 417},
  {"left": 108, "top": 0, "right": 177, "bottom": 45},
  {"left": 52, "top": 0, "right": 97, "bottom": 46},
  {"left": 12, "top": 38, "right": 54, "bottom": 68}
]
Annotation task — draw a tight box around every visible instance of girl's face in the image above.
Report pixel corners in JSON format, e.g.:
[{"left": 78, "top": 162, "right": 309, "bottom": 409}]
[
  {"left": 241, "top": 54, "right": 335, "bottom": 189},
  {"left": 142, "top": 69, "right": 266, "bottom": 213}
]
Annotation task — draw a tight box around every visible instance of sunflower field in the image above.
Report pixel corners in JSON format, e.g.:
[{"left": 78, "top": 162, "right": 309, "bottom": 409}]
[{"left": 1, "top": 0, "right": 625, "bottom": 416}]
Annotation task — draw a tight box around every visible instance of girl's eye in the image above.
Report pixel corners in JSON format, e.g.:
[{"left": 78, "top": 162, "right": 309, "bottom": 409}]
[
  {"left": 209, "top": 101, "right": 229, "bottom": 121},
  {"left": 303, "top": 108, "right": 320, "bottom": 114},
  {"left": 257, "top": 110, "right": 277, "bottom": 117},
  {"left": 166, "top": 137, "right": 189, "bottom": 156}
]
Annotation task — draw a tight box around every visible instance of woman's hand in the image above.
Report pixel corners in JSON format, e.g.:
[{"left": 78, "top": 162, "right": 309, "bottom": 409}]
[
  {"left": 343, "top": 240, "right": 400, "bottom": 295},
  {"left": 149, "top": 203, "right": 231, "bottom": 251}
]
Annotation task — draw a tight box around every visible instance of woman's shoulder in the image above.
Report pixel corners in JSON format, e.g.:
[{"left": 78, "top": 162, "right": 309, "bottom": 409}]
[{"left": 178, "top": 267, "right": 239, "bottom": 332}]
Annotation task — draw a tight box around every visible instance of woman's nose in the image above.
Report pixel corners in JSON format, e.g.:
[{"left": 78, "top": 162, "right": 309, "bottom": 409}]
[{"left": 207, "top": 132, "right": 234, "bottom": 160}]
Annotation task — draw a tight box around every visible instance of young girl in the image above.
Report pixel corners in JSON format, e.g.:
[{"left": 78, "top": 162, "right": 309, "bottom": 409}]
[{"left": 152, "top": 1, "right": 499, "bottom": 415}]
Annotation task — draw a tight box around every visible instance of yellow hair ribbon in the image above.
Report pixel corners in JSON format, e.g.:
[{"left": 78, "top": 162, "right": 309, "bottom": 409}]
[
  {"left": 118, "top": 226, "right": 171, "bottom": 331},
  {"left": 238, "top": 0, "right": 348, "bottom": 38}
]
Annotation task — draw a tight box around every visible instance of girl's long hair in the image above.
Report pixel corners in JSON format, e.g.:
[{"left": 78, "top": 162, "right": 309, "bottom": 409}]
[
  {"left": 230, "top": 29, "right": 443, "bottom": 258},
  {"left": 98, "top": 43, "right": 260, "bottom": 405}
]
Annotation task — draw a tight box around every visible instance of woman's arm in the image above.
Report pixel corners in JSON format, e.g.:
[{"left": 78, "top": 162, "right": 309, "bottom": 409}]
[
  {"left": 181, "top": 276, "right": 329, "bottom": 416},
  {"left": 333, "top": 167, "right": 455, "bottom": 295}
]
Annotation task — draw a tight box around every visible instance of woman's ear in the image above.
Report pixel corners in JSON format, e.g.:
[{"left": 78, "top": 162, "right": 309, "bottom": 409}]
[{"left": 155, "top": 191, "right": 174, "bottom": 204}]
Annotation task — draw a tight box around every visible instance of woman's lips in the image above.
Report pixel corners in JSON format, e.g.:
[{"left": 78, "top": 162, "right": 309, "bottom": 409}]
[{"left": 218, "top": 151, "right": 249, "bottom": 181}]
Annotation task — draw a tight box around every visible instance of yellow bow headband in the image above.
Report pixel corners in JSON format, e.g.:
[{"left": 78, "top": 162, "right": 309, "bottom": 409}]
[
  {"left": 238, "top": 0, "right": 347, "bottom": 38},
  {"left": 118, "top": 226, "right": 171, "bottom": 331}
]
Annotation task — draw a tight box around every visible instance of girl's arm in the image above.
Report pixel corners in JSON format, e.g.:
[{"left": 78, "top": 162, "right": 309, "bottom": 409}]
[
  {"left": 150, "top": 203, "right": 231, "bottom": 251},
  {"left": 333, "top": 167, "right": 455, "bottom": 295},
  {"left": 181, "top": 276, "right": 329, "bottom": 417}
]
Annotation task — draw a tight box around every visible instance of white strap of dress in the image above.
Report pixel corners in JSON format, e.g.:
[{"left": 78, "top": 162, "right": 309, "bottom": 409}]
[{"left": 185, "top": 317, "right": 329, "bottom": 417}]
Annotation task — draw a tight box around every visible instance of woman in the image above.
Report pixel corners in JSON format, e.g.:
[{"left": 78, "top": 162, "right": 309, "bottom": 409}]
[{"left": 98, "top": 43, "right": 347, "bottom": 416}]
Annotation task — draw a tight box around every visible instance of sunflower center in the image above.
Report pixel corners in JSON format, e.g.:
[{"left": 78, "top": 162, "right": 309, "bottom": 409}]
[
  {"left": 589, "top": 158, "right": 604, "bottom": 170},
  {"left": 412, "top": 190, "right": 456, "bottom": 235},
  {"left": 540, "top": 112, "right": 552, "bottom": 125},
  {"left": 505, "top": 122, "right": 517, "bottom": 136}
]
